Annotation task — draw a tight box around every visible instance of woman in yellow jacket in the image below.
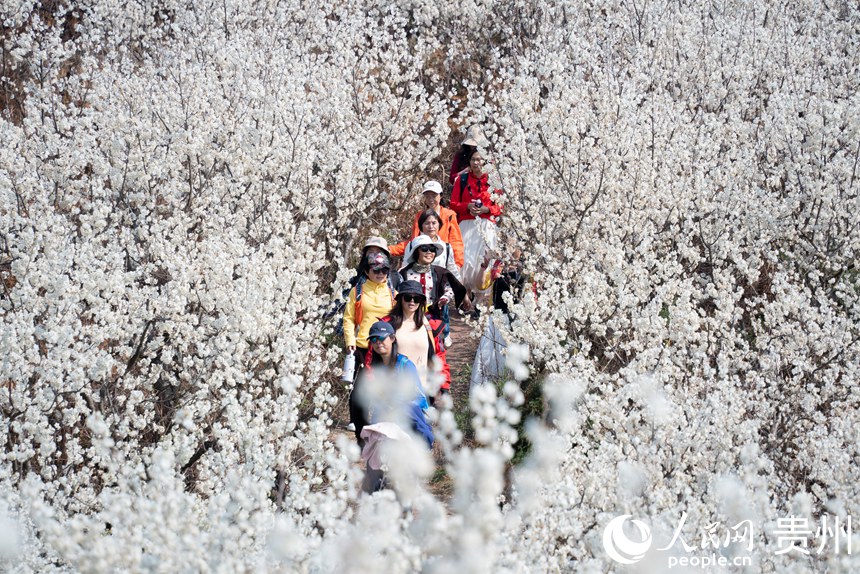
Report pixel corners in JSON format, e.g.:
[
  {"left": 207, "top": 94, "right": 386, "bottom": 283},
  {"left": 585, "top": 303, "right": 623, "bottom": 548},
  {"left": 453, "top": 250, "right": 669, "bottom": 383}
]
[
  {"left": 343, "top": 251, "right": 397, "bottom": 363},
  {"left": 343, "top": 245, "right": 397, "bottom": 428}
]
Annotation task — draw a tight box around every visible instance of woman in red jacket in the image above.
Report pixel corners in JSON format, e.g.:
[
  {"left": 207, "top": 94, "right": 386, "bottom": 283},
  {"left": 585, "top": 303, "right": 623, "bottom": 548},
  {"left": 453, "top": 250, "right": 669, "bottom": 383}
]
[
  {"left": 450, "top": 150, "right": 502, "bottom": 223},
  {"left": 449, "top": 127, "right": 481, "bottom": 186},
  {"left": 450, "top": 149, "right": 501, "bottom": 294}
]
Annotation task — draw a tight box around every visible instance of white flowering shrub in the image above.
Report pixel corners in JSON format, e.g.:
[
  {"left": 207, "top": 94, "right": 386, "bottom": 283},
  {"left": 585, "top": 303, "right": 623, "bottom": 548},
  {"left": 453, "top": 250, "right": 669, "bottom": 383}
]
[
  {"left": 1, "top": 1, "right": 447, "bottom": 571},
  {"left": 2, "top": 0, "right": 858, "bottom": 572},
  {"left": 477, "top": 1, "right": 860, "bottom": 571}
]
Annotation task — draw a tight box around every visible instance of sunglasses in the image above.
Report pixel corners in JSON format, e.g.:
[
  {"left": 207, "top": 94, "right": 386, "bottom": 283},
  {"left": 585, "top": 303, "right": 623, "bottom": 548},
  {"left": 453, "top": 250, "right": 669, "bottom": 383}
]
[
  {"left": 369, "top": 335, "right": 391, "bottom": 344},
  {"left": 401, "top": 294, "right": 425, "bottom": 304},
  {"left": 418, "top": 246, "right": 436, "bottom": 253},
  {"left": 370, "top": 267, "right": 390, "bottom": 273}
]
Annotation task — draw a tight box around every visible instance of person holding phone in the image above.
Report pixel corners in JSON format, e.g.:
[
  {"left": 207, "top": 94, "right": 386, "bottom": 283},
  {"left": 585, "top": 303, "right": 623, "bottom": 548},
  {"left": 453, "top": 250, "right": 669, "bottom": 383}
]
[{"left": 450, "top": 149, "right": 502, "bottom": 294}]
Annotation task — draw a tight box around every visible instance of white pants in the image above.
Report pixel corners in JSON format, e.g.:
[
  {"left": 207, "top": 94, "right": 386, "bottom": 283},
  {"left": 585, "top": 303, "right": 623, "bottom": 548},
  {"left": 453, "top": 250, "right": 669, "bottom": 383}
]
[{"left": 459, "top": 218, "right": 498, "bottom": 292}]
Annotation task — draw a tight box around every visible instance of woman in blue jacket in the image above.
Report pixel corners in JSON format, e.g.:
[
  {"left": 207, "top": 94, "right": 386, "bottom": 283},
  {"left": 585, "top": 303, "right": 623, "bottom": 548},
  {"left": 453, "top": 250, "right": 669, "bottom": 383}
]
[
  {"left": 352, "top": 321, "right": 434, "bottom": 447},
  {"left": 353, "top": 321, "right": 434, "bottom": 492}
]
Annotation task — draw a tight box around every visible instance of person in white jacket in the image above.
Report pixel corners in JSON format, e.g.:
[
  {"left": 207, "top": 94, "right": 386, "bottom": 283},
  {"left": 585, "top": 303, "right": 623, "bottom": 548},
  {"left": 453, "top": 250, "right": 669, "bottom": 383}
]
[
  {"left": 401, "top": 209, "right": 461, "bottom": 281},
  {"left": 400, "top": 234, "right": 471, "bottom": 347}
]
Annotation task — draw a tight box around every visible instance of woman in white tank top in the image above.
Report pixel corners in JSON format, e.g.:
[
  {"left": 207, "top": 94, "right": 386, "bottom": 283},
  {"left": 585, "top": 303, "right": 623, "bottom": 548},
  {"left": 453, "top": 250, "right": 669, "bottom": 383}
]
[{"left": 380, "top": 280, "right": 452, "bottom": 398}]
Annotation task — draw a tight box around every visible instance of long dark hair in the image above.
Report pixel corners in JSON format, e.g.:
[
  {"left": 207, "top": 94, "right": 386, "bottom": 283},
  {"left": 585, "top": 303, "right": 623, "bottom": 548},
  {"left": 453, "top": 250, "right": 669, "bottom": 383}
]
[
  {"left": 387, "top": 296, "right": 425, "bottom": 330},
  {"left": 369, "top": 339, "right": 399, "bottom": 367},
  {"left": 456, "top": 144, "right": 477, "bottom": 169},
  {"left": 418, "top": 209, "right": 443, "bottom": 233}
]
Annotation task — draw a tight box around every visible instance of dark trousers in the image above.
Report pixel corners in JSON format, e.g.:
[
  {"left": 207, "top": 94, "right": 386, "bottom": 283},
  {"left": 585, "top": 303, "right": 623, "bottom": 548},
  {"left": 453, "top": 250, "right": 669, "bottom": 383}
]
[
  {"left": 349, "top": 346, "right": 370, "bottom": 447},
  {"left": 361, "top": 467, "right": 386, "bottom": 493}
]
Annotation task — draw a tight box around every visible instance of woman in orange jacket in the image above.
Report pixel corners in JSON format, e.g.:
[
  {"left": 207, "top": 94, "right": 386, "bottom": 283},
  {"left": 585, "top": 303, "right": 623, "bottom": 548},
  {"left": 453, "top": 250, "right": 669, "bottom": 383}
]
[{"left": 388, "top": 180, "right": 464, "bottom": 268}]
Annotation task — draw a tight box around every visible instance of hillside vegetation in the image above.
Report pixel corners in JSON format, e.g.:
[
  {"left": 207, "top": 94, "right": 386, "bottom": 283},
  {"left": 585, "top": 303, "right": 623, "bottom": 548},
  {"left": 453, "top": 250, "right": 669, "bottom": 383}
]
[{"left": 1, "top": 1, "right": 859, "bottom": 572}]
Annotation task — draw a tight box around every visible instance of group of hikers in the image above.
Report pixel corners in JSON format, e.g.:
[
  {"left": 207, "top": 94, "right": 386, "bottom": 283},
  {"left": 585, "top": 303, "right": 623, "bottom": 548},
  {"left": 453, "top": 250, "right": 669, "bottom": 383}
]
[{"left": 338, "top": 127, "right": 526, "bottom": 492}]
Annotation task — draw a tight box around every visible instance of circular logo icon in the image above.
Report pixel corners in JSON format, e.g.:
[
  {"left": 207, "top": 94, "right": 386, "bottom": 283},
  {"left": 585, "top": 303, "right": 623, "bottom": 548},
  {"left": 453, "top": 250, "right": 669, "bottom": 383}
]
[{"left": 603, "top": 514, "right": 652, "bottom": 565}]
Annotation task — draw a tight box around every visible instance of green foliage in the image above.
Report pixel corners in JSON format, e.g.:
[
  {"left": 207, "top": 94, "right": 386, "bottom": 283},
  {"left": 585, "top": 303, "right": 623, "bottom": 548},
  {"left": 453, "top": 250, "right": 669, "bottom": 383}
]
[
  {"left": 659, "top": 302, "right": 670, "bottom": 323},
  {"left": 431, "top": 467, "right": 448, "bottom": 484},
  {"left": 453, "top": 362, "right": 475, "bottom": 441},
  {"left": 502, "top": 371, "right": 545, "bottom": 467}
]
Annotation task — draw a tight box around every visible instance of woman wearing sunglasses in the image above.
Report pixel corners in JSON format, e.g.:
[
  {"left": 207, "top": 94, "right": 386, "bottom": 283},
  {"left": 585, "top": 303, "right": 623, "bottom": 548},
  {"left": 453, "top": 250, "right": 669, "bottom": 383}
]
[
  {"left": 409, "top": 208, "right": 464, "bottom": 345},
  {"left": 343, "top": 249, "right": 397, "bottom": 369},
  {"left": 377, "top": 280, "right": 451, "bottom": 398},
  {"left": 400, "top": 235, "right": 469, "bottom": 344},
  {"left": 352, "top": 321, "right": 434, "bottom": 493},
  {"left": 348, "top": 236, "right": 402, "bottom": 292}
]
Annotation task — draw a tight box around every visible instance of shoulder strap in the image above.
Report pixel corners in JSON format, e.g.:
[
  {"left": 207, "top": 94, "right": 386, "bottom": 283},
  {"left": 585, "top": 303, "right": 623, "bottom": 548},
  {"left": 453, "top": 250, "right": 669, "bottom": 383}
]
[
  {"left": 422, "top": 317, "right": 434, "bottom": 339},
  {"left": 459, "top": 173, "right": 469, "bottom": 199},
  {"left": 354, "top": 287, "right": 364, "bottom": 328},
  {"left": 355, "top": 276, "right": 365, "bottom": 302},
  {"left": 386, "top": 275, "right": 396, "bottom": 305},
  {"left": 422, "top": 320, "right": 439, "bottom": 357}
]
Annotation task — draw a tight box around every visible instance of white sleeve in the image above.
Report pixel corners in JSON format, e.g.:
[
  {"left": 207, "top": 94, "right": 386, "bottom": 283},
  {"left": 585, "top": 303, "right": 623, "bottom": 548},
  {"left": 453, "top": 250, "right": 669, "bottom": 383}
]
[
  {"left": 446, "top": 244, "right": 462, "bottom": 281},
  {"left": 400, "top": 239, "right": 416, "bottom": 271}
]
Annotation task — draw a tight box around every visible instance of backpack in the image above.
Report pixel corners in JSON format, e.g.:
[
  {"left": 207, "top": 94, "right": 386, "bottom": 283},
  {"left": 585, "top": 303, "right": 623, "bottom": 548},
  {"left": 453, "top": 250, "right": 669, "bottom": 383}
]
[{"left": 457, "top": 172, "right": 470, "bottom": 205}]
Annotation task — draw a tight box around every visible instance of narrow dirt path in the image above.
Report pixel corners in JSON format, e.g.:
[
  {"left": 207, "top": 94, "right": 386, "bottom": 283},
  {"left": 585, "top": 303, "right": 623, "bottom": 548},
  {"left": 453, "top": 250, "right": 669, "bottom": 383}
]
[
  {"left": 427, "top": 309, "right": 478, "bottom": 500},
  {"left": 443, "top": 309, "right": 479, "bottom": 407}
]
